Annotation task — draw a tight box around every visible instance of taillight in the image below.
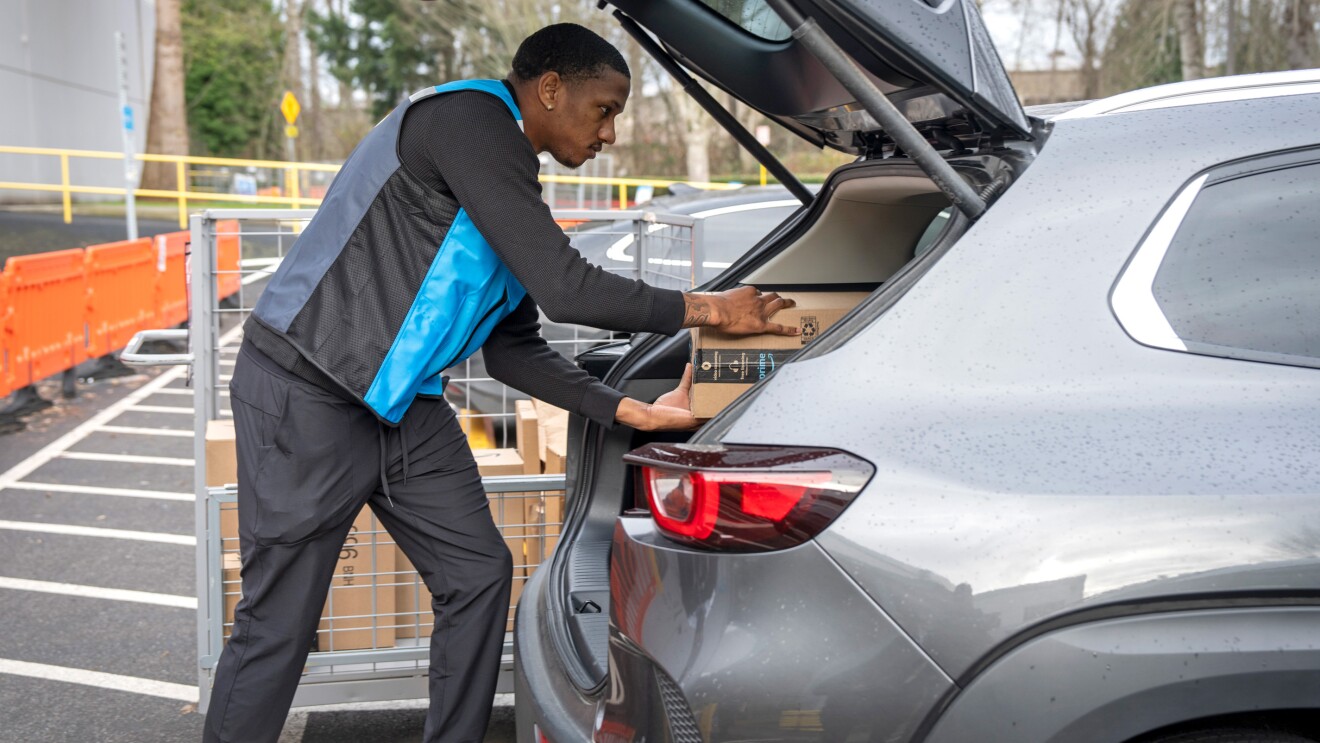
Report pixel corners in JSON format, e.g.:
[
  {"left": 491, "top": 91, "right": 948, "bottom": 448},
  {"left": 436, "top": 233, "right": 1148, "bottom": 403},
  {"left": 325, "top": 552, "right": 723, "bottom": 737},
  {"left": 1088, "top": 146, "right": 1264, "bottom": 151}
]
[{"left": 624, "top": 444, "right": 874, "bottom": 552}]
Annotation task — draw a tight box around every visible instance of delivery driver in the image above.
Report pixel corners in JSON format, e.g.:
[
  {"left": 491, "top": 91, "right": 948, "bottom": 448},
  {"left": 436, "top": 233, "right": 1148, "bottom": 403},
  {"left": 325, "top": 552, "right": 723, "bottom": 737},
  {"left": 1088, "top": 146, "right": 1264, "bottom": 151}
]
[{"left": 204, "top": 23, "right": 798, "bottom": 743}]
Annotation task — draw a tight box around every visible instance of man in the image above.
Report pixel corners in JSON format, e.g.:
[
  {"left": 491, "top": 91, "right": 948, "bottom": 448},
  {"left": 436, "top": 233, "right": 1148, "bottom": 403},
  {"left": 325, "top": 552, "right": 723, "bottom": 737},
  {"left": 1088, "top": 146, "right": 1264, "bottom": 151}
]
[{"left": 205, "top": 23, "right": 797, "bottom": 743}]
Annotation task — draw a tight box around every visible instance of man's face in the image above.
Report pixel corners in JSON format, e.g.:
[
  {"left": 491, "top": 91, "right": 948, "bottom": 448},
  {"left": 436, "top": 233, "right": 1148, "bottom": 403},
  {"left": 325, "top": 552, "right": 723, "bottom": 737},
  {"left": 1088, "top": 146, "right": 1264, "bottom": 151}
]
[{"left": 542, "top": 69, "right": 630, "bottom": 169}]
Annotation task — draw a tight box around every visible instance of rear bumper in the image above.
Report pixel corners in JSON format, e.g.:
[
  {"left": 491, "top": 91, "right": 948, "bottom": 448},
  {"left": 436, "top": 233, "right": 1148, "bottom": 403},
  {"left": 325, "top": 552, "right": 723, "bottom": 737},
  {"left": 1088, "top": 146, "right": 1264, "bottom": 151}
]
[
  {"left": 597, "top": 514, "right": 954, "bottom": 743},
  {"left": 513, "top": 562, "right": 597, "bottom": 743}
]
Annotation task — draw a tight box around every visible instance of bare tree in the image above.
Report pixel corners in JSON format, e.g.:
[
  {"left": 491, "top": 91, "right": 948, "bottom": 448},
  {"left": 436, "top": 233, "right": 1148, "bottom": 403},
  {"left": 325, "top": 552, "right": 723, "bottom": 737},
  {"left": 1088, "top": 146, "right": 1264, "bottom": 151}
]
[
  {"left": 281, "top": 0, "right": 307, "bottom": 162},
  {"left": 666, "top": 79, "right": 713, "bottom": 183},
  {"left": 1284, "top": 0, "right": 1318, "bottom": 69},
  {"left": 1064, "top": 0, "right": 1112, "bottom": 99},
  {"left": 141, "top": 0, "right": 190, "bottom": 191},
  {"left": 1174, "top": 0, "right": 1206, "bottom": 79},
  {"left": 1225, "top": 0, "right": 1240, "bottom": 74}
]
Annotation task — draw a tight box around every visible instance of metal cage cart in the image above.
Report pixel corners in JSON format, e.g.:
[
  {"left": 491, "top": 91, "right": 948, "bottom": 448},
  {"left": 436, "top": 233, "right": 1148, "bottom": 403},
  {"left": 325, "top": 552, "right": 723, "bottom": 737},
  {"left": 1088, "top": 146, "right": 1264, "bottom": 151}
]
[{"left": 123, "top": 207, "right": 701, "bottom": 710}]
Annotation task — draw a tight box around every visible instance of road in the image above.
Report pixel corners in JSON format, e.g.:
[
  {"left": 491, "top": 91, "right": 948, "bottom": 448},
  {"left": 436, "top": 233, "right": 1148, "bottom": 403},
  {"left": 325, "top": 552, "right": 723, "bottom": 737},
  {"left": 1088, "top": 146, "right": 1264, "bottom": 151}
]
[
  {"left": 0, "top": 315, "right": 518, "bottom": 742},
  {"left": 0, "top": 368, "right": 519, "bottom": 742},
  {"left": 0, "top": 208, "right": 181, "bottom": 264}
]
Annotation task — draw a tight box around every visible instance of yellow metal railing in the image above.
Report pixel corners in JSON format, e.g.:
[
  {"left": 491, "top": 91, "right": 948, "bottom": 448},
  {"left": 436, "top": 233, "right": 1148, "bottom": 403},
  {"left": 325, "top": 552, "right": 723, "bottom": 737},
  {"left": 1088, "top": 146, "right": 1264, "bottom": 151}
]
[{"left": 0, "top": 145, "right": 742, "bottom": 229}]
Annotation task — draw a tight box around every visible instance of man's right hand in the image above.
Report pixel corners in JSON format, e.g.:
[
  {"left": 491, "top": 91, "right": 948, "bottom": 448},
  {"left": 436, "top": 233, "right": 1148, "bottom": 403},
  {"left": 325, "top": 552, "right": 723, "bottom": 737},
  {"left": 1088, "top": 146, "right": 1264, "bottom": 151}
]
[
  {"left": 682, "top": 286, "right": 800, "bottom": 337},
  {"left": 614, "top": 365, "right": 701, "bottom": 431}
]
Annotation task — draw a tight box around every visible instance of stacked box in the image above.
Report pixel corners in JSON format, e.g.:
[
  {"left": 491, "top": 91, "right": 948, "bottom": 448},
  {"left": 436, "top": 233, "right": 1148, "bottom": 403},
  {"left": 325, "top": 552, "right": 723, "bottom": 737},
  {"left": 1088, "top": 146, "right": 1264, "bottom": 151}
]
[
  {"left": 524, "top": 401, "right": 568, "bottom": 569},
  {"left": 315, "top": 513, "right": 396, "bottom": 651},
  {"left": 221, "top": 552, "right": 241, "bottom": 640},
  {"left": 205, "top": 420, "right": 240, "bottom": 548},
  {"left": 514, "top": 400, "right": 540, "bottom": 475},
  {"left": 395, "top": 448, "right": 528, "bottom": 637},
  {"left": 207, "top": 421, "right": 396, "bottom": 650}
]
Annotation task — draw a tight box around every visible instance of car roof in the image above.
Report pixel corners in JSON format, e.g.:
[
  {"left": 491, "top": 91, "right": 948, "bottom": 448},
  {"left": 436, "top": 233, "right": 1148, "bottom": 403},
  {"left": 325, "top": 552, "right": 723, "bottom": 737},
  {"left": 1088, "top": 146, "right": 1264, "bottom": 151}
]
[{"left": 1036, "top": 68, "right": 1320, "bottom": 122}]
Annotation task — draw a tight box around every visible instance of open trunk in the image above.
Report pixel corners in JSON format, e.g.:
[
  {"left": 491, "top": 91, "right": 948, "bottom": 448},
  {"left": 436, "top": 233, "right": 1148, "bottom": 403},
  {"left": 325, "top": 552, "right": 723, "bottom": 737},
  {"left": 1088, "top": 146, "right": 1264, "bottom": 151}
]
[{"left": 545, "top": 150, "right": 1027, "bottom": 689}]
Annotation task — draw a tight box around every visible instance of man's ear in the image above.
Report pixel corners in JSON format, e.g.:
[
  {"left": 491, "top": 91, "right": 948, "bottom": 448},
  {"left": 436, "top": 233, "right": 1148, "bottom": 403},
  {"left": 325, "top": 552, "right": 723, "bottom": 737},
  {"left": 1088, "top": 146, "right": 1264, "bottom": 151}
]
[{"left": 537, "top": 71, "right": 562, "bottom": 111}]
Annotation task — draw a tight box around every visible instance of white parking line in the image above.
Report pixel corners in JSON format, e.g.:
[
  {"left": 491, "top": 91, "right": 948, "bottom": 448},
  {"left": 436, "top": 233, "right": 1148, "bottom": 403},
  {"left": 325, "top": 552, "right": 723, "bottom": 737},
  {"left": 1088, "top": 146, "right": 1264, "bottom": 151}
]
[
  {"left": 0, "top": 367, "right": 187, "bottom": 492},
  {"left": 59, "top": 452, "right": 195, "bottom": 467},
  {"left": 148, "top": 388, "right": 194, "bottom": 397},
  {"left": 0, "top": 520, "right": 195, "bottom": 546},
  {"left": 97, "top": 425, "right": 193, "bottom": 438},
  {"left": 0, "top": 658, "right": 198, "bottom": 702},
  {"left": 5, "top": 482, "right": 194, "bottom": 502},
  {"left": 126, "top": 405, "right": 194, "bottom": 415},
  {"left": 0, "top": 576, "right": 196, "bottom": 609}
]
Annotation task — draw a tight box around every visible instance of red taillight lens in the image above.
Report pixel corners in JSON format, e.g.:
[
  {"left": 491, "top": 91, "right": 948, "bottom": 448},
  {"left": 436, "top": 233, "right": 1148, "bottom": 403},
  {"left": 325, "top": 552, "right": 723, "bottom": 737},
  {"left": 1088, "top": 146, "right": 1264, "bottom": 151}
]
[{"left": 625, "top": 444, "right": 873, "bottom": 552}]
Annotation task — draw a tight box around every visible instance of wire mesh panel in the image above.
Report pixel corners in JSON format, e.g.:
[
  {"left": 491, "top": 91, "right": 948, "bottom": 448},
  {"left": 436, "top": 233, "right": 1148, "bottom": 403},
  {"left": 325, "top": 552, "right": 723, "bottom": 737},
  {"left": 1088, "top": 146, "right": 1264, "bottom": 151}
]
[{"left": 189, "top": 207, "right": 698, "bottom": 709}]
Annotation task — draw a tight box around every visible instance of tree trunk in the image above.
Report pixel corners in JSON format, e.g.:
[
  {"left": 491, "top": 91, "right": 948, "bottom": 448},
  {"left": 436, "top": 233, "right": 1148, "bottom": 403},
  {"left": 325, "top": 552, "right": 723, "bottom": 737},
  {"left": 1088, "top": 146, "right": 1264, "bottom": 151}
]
[
  {"left": 671, "top": 84, "right": 711, "bottom": 183},
  {"left": 1285, "top": 0, "right": 1318, "bottom": 70},
  {"left": 1226, "top": 0, "right": 1239, "bottom": 75},
  {"left": 282, "top": 0, "right": 305, "bottom": 162},
  {"left": 141, "top": 0, "right": 189, "bottom": 191},
  {"left": 1173, "top": 0, "right": 1205, "bottom": 80},
  {"left": 306, "top": 3, "right": 322, "bottom": 161}
]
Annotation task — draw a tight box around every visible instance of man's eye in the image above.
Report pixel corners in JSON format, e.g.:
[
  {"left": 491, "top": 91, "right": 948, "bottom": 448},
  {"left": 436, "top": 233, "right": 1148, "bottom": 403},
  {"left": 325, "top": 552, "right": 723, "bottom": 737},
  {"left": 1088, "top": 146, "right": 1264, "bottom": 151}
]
[{"left": 600, "top": 106, "right": 610, "bottom": 116}]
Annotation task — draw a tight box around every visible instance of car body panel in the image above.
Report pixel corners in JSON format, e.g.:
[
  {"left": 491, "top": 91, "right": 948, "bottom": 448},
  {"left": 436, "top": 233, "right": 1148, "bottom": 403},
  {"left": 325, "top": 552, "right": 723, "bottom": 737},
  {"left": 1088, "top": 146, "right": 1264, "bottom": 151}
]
[
  {"left": 714, "top": 93, "right": 1320, "bottom": 679},
  {"left": 922, "top": 607, "right": 1320, "bottom": 743},
  {"left": 515, "top": 70, "right": 1320, "bottom": 743},
  {"left": 602, "top": 515, "right": 953, "bottom": 743}
]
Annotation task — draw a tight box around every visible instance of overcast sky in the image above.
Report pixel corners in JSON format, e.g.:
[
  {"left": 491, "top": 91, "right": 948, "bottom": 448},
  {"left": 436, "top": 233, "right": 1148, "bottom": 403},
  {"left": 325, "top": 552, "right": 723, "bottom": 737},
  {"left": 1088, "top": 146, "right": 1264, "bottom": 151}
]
[{"left": 981, "top": 2, "right": 1081, "bottom": 71}]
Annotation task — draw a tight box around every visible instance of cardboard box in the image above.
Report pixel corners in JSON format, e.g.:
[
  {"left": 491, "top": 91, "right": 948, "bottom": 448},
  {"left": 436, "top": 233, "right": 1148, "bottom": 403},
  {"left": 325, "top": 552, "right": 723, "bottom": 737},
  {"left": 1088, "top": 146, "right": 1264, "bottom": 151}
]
[
  {"left": 532, "top": 399, "right": 568, "bottom": 467},
  {"left": 205, "top": 420, "right": 240, "bottom": 545},
  {"left": 543, "top": 439, "right": 567, "bottom": 476},
  {"left": 211, "top": 421, "right": 397, "bottom": 650},
  {"left": 690, "top": 292, "right": 869, "bottom": 418},
  {"left": 514, "top": 400, "right": 540, "bottom": 475},
  {"left": 222, "top": 552, "right": 242, "bottom": 640},
  {"left": 523, "top": 490, "right": 564, "bottom": 571},
  {"left": 316, "top": 511, "right": 396, "bottom": 651},
  {"left": 395, "top": 448, "right": 530, "bottom": 638}
]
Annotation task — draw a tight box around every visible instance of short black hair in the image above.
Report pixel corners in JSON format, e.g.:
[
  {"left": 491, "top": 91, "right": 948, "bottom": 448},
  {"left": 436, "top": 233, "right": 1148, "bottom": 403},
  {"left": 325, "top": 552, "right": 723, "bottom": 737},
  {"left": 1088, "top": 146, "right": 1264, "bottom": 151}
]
[{"left": 510, "top": 23, "right": 630, "bottom": 83}]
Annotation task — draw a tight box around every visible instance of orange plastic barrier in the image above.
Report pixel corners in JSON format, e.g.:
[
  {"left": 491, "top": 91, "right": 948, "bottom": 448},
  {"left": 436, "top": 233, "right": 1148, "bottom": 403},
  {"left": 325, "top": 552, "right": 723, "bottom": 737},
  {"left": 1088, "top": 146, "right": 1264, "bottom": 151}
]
[
  {"left": 86, "top": 238, "right": 159, "bottom": 358},
  {"left": 0, "top": 269, "right": 11, "bottom": 399},
  {"left": 5, "top": 249, "right": 88, "bottom": 389},
  {"left": 155, "top": 231, "right": 189, "bottom": 327},
  {"left": 216, "top": 219, "right": 241, "bottom": 300}
]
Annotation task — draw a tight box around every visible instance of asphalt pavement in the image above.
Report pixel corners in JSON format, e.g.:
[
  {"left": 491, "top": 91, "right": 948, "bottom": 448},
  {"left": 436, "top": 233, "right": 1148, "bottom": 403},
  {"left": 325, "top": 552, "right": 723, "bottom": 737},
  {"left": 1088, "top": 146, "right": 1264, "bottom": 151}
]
[
  {"left": 0, "top": 208, "right": 181, "bottom": 264},
  {"left": 0, "top": 302, "right": 517, "bottom": 741}
]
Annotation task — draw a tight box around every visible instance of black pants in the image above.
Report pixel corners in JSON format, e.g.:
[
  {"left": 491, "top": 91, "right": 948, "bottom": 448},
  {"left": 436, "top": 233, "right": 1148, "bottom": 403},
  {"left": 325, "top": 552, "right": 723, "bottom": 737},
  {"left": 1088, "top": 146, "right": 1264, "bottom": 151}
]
[{"left": 203, "top": 341, "right": 512, "bottom": 743}]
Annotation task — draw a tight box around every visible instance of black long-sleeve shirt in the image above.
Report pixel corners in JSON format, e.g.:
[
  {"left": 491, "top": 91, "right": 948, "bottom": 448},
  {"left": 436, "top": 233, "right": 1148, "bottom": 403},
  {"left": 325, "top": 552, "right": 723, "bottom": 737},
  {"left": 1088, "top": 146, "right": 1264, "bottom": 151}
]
[{"left": 397, "top": 84, "right": 686, "bottom": 426}]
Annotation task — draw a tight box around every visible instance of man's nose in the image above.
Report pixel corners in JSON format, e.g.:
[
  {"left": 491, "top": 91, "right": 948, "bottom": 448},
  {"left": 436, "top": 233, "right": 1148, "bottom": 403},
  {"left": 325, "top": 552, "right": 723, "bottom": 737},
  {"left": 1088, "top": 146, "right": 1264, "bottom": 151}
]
[{"left": 599, "top": 119, "right": 617, "bottom": 146}]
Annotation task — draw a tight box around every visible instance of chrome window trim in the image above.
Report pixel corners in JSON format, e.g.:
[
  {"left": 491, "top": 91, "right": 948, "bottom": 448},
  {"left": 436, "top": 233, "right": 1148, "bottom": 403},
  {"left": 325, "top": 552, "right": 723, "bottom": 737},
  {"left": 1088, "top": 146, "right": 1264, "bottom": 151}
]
[
  {"left": 1111, "top": 174, "right": 1209, "bottom": 353},
  {"left": 1055, "top": 69, "right": 1320, "bottom": 120}
]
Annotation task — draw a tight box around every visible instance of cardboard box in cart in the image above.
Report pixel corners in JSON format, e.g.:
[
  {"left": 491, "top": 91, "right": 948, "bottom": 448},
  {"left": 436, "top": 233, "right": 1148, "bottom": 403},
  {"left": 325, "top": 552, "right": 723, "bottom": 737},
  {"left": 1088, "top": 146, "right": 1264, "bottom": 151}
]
[
  {"left": 208, "top": 420, "right": 396, "bottom": 650},
  {"left": 394, "top": 448, "right": 529, "bottom": 638},
  {"left": 690, "top": 292, "right": 869, "bottom": 418},
  {"left": 524, "top": 401, "right": 568, "bottom": 570}
]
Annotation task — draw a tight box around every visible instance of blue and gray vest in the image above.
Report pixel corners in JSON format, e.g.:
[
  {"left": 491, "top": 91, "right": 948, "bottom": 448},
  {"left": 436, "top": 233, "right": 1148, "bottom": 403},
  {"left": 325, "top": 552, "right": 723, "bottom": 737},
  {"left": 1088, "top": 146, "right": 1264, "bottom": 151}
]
[{"left": 247, "top": 80, "right": 528, "bottom": 424}]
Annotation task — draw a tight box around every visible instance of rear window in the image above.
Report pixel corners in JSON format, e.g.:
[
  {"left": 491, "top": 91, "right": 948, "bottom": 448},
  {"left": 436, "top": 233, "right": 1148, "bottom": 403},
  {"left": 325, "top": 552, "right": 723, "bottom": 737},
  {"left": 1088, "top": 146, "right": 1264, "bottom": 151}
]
[
  {"left": 696, "top": 0, "right": 791, "bottom": 41},
  {"left": 1117, "top": 149, "right": 1320, "bottom": 369}
]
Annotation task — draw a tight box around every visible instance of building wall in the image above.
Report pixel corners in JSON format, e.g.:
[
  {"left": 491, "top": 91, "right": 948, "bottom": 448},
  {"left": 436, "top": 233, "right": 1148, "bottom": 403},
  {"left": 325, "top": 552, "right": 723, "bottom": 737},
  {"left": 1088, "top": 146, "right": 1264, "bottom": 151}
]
[
  {"left": 1008, "top": 69, "right": 1086, "bottom": 106},
  {"left": 0, "top": 0, "right": 155, "bottom": 204}
]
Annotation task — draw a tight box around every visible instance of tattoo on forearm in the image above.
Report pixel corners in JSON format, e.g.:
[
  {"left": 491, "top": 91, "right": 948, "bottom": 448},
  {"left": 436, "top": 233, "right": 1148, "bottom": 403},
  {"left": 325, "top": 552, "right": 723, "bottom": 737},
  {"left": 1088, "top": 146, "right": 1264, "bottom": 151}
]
[{"left": 682, "top": 294, "right": 713, "bottom": 328}]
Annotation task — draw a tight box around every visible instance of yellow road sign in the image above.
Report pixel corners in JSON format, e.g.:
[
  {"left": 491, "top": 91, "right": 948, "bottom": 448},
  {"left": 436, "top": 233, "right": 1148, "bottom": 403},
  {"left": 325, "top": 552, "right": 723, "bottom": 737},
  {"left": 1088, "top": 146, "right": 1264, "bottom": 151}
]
[
  {"left": 280, "top": 91, "right": 300, "bottom": 124},
  {"left": 285, "top": 125, "right": 299, "bottom": 139}
]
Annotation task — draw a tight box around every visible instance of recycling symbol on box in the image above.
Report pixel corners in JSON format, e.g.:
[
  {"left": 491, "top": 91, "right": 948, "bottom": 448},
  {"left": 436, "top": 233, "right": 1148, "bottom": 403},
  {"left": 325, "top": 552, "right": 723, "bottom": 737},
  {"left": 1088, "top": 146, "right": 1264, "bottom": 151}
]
[{"left": 800, "top": 315, "right": 819, "bottom": 343}]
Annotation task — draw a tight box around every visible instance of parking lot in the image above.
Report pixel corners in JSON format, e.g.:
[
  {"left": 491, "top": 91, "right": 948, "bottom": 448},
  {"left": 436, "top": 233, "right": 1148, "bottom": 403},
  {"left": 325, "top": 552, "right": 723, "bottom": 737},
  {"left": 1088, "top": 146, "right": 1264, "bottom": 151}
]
[{"left": 0, "top": 348, "right": 516, "bottom": 742}]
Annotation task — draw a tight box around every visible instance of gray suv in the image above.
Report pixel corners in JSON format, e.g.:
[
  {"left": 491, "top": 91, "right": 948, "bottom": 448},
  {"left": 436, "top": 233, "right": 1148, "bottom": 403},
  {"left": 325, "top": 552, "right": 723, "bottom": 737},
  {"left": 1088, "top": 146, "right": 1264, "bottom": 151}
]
[{"left": 514, "top": 1, "right": 1320, "bottom": 742}]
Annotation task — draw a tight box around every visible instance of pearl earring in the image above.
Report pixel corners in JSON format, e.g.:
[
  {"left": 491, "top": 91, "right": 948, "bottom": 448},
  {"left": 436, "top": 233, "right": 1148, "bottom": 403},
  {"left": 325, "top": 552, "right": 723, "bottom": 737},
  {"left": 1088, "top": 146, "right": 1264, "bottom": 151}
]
[{"left": 546, "top": 104, "right": 554, "bottom": 110}]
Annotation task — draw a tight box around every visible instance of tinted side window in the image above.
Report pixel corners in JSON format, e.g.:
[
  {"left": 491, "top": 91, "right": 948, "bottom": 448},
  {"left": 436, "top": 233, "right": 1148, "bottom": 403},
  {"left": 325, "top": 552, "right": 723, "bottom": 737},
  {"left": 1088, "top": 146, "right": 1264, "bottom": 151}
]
[{"left": 1152, "top": 159, "right": 1320, "bottom": 365}]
